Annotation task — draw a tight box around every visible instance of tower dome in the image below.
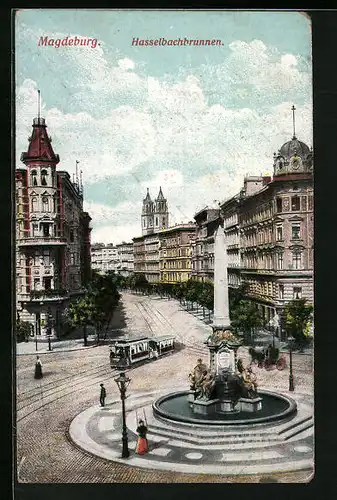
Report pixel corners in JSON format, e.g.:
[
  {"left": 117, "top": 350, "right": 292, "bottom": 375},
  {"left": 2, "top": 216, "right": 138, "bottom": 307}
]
[
  {"left": 273, "top": 105, "right": 313, "bottom": 176},
  {"left": 279, "top": 137, "right": 310, "bottom": 160}
]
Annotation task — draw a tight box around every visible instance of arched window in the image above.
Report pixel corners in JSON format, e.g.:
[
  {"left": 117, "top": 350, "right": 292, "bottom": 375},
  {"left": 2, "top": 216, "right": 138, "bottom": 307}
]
[
  {"left": 31, "top": 170, "right": 38, "bottom": 186},
  {"left": 31, "top": 197, "right": 38, "bottom": 212},
  {"left": 42, "top": 196, "right": 49, "bottom": 212},
  {"left": 41, "top": 169, "right": 48, "bottom": 186}
]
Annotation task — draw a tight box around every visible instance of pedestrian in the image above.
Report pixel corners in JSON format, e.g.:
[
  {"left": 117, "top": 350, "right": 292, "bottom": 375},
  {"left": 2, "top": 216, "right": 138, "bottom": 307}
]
[
  {"left": 99, "top": 383, "right": 106, "bottom": 407},
  {"left": 34, "top": 356, "right": 43, "bottom": 379},
  {"left": 135, "top": 419, "right": 149, "bottom": 455}
]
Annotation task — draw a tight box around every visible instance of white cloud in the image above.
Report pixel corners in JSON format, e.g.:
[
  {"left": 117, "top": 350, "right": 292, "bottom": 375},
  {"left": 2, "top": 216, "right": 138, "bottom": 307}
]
[
  {"left": 91, "top": 223, "right": 140, "bottom": 245},
  {"left": 16, "top": 33, "right": 312, "bottom": 245},
  {"left": 118, "top": 58, "right": 135, "bottom": 71}
]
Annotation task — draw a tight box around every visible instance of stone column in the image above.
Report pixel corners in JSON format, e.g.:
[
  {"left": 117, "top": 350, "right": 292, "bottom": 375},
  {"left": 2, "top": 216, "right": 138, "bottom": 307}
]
[{"left": 213, "top": 226, "right": 231, "bottom": 329}]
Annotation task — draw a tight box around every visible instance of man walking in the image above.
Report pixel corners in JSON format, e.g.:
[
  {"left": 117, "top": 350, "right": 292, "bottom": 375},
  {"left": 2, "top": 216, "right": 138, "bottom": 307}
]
[{"left": 99, "top": 383, "right": 106, "bottom": 407}]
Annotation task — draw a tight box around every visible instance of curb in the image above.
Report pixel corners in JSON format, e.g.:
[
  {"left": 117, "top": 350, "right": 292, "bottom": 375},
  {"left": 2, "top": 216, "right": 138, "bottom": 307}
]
[{"left": 16, "top": 343, "right": 102, "bottom": 356}]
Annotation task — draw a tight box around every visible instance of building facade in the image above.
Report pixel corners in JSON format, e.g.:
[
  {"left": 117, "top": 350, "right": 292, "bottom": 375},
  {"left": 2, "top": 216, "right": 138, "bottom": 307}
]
[
  {"left": 221, "top": 194, "right": 241, "bottom": 288},
  {"left": 159, "top": 224, "right": 196, "bottom": 283},
  {"left": 16, "top": 116, "right": 92, "bottom": 339},
  {"left": 133, "top": 233, "right": 160, "bottom": 283},
  {"left": 133, "top": 188, "right": 169, "bottom": 283},
  {"left": 115, "top": 242, "right": 134, "bottom": 277},
  {"left": 191, "top": 208, "right": 220, "bottom": 282},
  {"left": 219, "top": 130, "right": 313, "bottom": 335},
  {"left": 91, "top": 243, "right": 119, "bottom": 274}
]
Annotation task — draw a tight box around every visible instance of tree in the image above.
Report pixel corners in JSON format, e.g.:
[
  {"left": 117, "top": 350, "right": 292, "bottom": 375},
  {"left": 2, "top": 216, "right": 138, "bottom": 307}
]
[
  {"left": 199, "top": 281, "right": 214, "bottom": 320},
  {"left": 64, "top": 295, "right": 96, "bottom": 346},
  {"left": 15, "top": 320, "right": 33, "bottom": 343},
  {"left": 229, "top": 282, "right": 249, "bottom": 310},
  {"left": 231, "top": 300, "right": 263, "bottom": 344},
  {"left": 284, "top": 299, "right": 313, "bottom": 348},
  {"left": 89, "top": 271, "right": 121, "bottom": 342}
]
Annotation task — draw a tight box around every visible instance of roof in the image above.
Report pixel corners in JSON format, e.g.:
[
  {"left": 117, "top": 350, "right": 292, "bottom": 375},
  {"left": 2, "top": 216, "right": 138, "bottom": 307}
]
[
  {"left": 279, "top": 137, "right": 311, "bottom": 159},
  {"left": 21, "top": 117, "right": 60, "bottom": 165}
]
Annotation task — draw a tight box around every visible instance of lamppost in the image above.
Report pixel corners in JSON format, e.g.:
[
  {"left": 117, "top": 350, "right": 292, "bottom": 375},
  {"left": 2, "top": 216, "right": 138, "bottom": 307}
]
[
  {"left": 114, "top": 371, "right": 131, "bottom": 458},
  {"left": 288, "top": 335, "right": 295, "bottom": 392},
  {"left": 46, "top": 310, "right": 54, "bottom": 351}
]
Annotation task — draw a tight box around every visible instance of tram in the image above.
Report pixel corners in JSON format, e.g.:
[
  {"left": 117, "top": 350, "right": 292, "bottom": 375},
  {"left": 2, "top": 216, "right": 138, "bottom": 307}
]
[{"left": 110, "top": 335, "right": 175, "bottom": 369}]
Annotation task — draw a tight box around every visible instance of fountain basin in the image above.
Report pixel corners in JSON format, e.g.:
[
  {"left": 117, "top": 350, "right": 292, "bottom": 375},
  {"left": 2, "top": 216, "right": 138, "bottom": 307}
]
[{"left": 153, "top": 389, "right": 297, "bottom": 426}]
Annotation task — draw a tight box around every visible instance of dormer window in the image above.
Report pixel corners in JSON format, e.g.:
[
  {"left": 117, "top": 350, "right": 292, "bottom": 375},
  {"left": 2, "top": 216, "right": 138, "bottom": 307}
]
[{"left": 41, "top": 169, "right": 48, "bottom": 186}]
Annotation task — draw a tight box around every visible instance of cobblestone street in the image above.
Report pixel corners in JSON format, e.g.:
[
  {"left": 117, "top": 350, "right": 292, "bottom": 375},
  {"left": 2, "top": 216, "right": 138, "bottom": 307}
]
[{"left": 16, "top": 293, "right": 314, "bottom": 483}]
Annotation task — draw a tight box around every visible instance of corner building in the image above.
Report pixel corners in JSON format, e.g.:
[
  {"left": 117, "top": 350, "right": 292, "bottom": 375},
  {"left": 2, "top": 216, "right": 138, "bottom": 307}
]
[
  {"left": 221, "top": 130, "right": 314, "bottom": 336},
  {"left": 16, "top": 116, "right": 92, "bottom": 339}
]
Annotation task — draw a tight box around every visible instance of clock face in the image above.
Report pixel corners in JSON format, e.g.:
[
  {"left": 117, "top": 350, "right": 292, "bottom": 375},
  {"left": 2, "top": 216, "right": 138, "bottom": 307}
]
[{"left": 291, "top": 156, "right": 302, "bottom": 170}]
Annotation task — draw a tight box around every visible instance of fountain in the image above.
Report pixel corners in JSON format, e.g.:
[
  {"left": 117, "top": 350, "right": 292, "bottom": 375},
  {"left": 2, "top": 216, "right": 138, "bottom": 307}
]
[{"left": 153, "top": 222, "right": 297, "bottom": 426}]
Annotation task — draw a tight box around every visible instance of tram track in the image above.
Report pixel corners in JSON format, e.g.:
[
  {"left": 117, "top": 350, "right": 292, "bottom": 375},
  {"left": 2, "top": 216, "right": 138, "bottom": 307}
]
[
  {"left": 17, "top": 366, "right": 121, "bottom": 423},
  {"left": 16, "top": 295, "right": 208, "bottom": 425},
  {"left": 17, "top": 362, "right": 111, "bottom": 403},
  {"left": 17, "top": 364, "right": 117, "bottom": 411},
  {"left": 136, "top": 298, "right": 209, "bottom": 356}
]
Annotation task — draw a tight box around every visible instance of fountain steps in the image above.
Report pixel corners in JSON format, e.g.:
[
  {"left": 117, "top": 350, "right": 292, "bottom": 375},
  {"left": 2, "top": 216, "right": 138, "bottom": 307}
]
[
  {"left": 147, "top": 411, "right": 313, "bottom": 438},
  {"left": 146, "top": 415, "right": 313, "bottom": 447}
]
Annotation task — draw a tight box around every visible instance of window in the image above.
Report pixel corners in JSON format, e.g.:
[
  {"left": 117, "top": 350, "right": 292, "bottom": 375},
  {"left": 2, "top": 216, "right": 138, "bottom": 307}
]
[
  {"left": 31, "top": 170, "right": 38, "bottom": 186},
  {"left": 292, "top": 223, "right": 301, "bottom": 240},
  {"left": 276, "top": 198, "right": 283, "bottom": 213},
  {"left": 42, "top": 223, "right": 50, "bottom": 237},
  {"left": 293, "top": 286, "right": 302, "bottom": 299},
  {"left": 279, "top": 284, "right": 284, "bottom": 299},
  {"left": 291, "top": 196, "right": 300, "bottom": 211},
  {"left": 156, "top": 217, "right": 158, "bottom": 226},
  {"left": 292, "top": 251, "right": 302, "bottom": 270},
  {"left": 70, "top": 252, "right": 75, "bottom": 265},
  {"left": 43, "top": 277, "right": 52, "bottom": 290},
  {"left": 34, "top": 278, "right": 40, "bottom": 290},
  {"left": 276, "top": 225, "right": 283, "bottom": 241},
  {"left": 277, "top": 253, "right": 283, "bottom": 270},
  {"left": 31, "top": 197, "right": 38, "bottom": 212},
  {"left": 42, "top": 196, "right": 49, "bottom": 212},
  {"left": 41, "top": 169, "right": 48, "bottom": 186},
  {"left": 43, "top": 250, "right": 50, "bottom": 266},
  {"left": 32, "top": 223, "right": 39, "bottom": 236},
  {"left": 70, "top": 229, "right": 74, "bottom": 242}
]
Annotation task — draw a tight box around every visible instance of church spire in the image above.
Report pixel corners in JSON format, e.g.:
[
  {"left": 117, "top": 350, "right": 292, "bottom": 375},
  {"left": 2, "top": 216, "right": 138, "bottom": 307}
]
[
  {"left": 156, "top": 186, "right": 165, "bottom": 201},
  {"left": 143, "top": 187, "right": 152, "bottom": 202}
]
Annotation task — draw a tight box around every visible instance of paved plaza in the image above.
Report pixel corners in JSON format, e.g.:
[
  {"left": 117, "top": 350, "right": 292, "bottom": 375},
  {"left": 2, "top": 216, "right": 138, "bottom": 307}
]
[{"left": 16, "top": 293, "right": 314, "bottom": 483}]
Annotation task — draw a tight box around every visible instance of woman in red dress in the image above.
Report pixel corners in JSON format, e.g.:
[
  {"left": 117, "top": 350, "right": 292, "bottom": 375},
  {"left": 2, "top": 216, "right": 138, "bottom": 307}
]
[{"left": 135, "top": 419, "right": 149, "bottom": 455}]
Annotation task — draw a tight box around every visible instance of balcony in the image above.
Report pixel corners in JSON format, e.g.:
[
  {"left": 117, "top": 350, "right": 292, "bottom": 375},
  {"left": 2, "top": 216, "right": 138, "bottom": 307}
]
[
  {"left": 17, "top": 236, "right": 67, "bottom": 247},
  {"left": 29, "top": 288, "right": 69, "bottom": 301}
]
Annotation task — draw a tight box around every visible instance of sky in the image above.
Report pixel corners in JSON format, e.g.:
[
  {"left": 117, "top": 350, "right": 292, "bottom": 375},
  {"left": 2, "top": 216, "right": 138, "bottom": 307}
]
[{"left": 15, "top": 10, "right": 312, "bottom": 244}]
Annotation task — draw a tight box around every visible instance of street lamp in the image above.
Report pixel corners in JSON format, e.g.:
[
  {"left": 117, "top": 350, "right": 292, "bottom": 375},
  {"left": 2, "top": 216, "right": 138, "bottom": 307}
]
[
  {"left": 114, "top": 371, "right": 131, "bottom": 458},
  {"left": 46, "top": 312, "right": 54, "bottom": 351},
  {"left": 288, "top": 335, "right": 295, "bottom": 392}
]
